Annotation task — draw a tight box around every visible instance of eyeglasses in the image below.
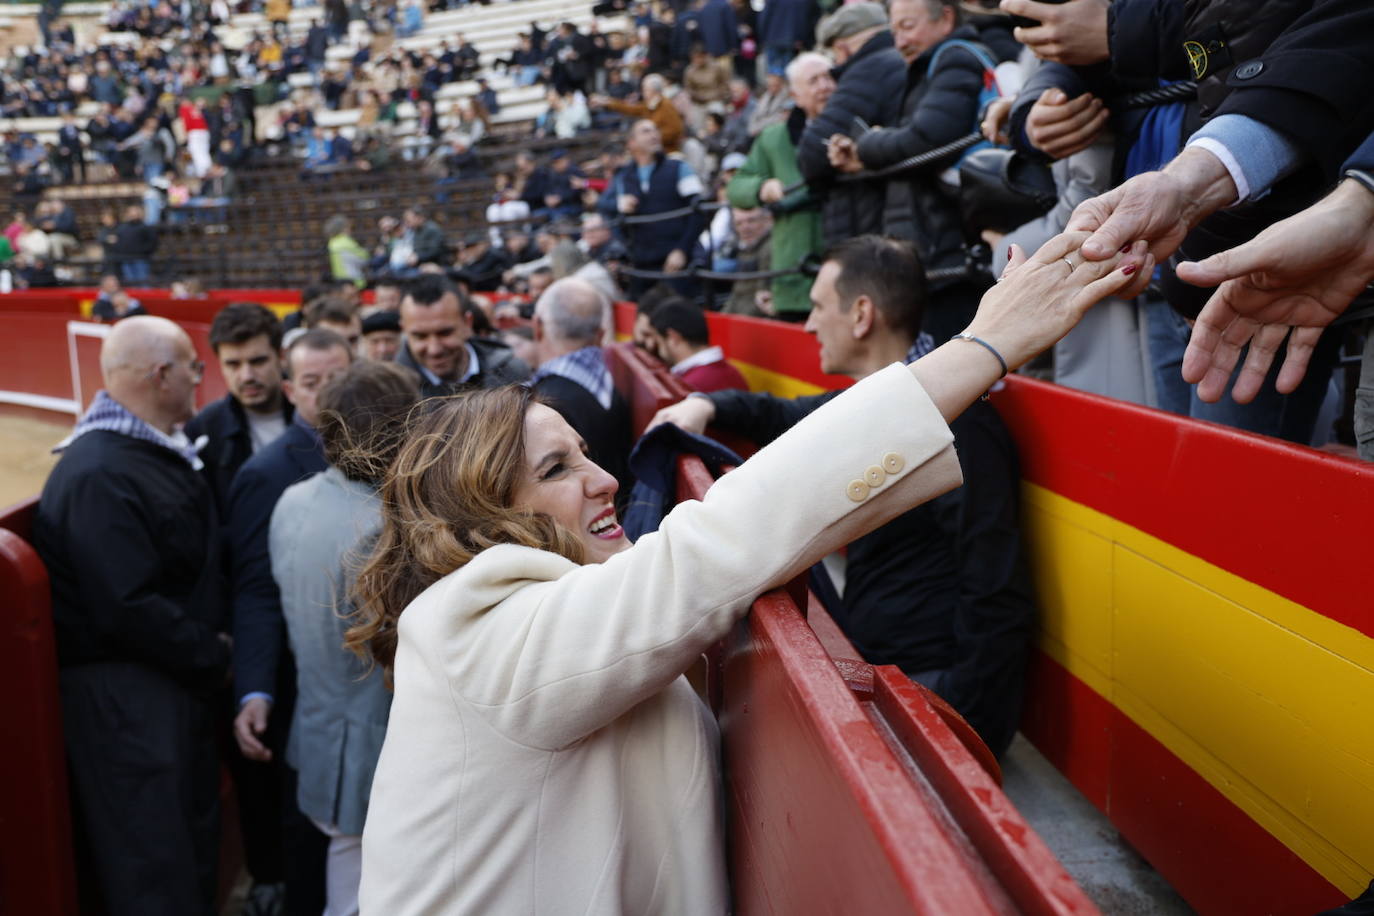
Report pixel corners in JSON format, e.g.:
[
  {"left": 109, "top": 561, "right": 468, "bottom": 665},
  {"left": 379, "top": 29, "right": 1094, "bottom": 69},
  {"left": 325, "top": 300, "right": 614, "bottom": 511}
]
[{"left": 149, "top": 358, "right": 204, "bottom": 383}]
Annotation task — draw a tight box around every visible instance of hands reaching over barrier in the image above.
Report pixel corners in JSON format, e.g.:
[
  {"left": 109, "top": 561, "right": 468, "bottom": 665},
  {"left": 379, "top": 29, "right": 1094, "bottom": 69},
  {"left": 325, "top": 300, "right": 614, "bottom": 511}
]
[
  {"left": 826, "top": 135, "right": 864, "bottom": 174},
  {"left": 1067, "top": 146, "right": 1238, "bottom": 295},
  {"left": 1175, "top": 179, "right": 1374, "bottom": 403},
  {"left": 1025, "top": 89, "right": 1109, "bottom": 161},
  {"left": 1000, "top": 0, "right": 1110, "bottom": 66}
]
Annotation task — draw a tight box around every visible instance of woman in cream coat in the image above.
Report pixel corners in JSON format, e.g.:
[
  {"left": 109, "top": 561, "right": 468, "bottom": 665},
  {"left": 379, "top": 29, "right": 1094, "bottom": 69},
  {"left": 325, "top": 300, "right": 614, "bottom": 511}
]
[{"left": 348, "top": 234, "right": 1146, "bottom": 914}]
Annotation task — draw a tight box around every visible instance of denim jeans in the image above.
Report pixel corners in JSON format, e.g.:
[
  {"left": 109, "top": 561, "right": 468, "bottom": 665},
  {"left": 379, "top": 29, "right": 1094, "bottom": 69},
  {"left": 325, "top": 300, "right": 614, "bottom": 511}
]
[
  {"left": 1144, "top": 294, "right": 1341, "bottom": 445},
  {"left": 1356, "top": 322, "right": 1374, "bottom": 461}
]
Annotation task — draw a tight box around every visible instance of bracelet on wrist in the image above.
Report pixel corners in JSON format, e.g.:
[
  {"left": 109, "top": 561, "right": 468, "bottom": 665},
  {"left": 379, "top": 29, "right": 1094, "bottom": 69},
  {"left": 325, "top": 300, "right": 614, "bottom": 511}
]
[{"left": 951, "top": 333, "right": 1009, "bottom": 401}]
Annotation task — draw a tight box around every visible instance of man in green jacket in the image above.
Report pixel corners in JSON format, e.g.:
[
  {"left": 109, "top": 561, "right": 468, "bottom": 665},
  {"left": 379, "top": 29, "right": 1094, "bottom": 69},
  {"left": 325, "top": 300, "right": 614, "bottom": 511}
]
[{"left": 726, "top": 53, "right": 833, "bottom": 318}]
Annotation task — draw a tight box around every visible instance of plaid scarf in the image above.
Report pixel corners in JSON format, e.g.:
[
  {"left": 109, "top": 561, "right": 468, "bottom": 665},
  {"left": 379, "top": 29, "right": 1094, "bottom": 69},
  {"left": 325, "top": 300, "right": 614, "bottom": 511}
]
[
  {"left": 529, "top": 346, "right": 614, "bottom": 410},
  {"left": 56, "top": 390, "right": 206, "bottom": 470}
]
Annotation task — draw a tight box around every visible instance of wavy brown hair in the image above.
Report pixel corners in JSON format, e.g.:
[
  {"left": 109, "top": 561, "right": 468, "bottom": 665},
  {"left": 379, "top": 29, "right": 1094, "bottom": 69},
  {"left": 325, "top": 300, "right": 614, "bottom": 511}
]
[{"left": 344, "top": 386, "right": 587, "bottom": 672}]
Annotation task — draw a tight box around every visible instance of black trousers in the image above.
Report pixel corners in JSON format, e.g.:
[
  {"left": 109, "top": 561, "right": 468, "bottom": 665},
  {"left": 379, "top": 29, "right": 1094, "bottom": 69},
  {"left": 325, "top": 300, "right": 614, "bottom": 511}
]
[{"left": 61, "top": 662, "right": 219, "bottom": 916}]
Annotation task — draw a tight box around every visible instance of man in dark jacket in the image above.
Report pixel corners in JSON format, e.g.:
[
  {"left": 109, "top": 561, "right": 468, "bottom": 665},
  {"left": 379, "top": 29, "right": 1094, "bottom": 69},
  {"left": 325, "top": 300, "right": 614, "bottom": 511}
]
[
  {"left": 111, "top": 202, "right": 158, "bottom": 283},
  {"left": 227, "top": 329, "right": 355, "bottom": 915},
  {"left": 648, "top": 236, "right": 1035, "bottom": 757},
  {"left": 34, "top": 316, "right": 230, "bottom": 914},
  {"left": 836, "top": 0, "right": 997, "bottom": 341},
  {"left": 796, "top": 2, "right": 907, "bottom": 245},
  {"left": 395, "top": 274, "right": 530, "bottom": 397},
  {"left": 529, "top": 277, "right": 634, "bottom": 497},
  {"left": 757, "top": 0, "right": 819, "bottom": 71},
  {"left": 398, "top": 204, "right": 448, "bottom": 268},
  {"left": 601, "top": 119, "right": 706, "bottom": 296},
  {"left": 185, "top": 302, "right": 291, "bottom": 517}
]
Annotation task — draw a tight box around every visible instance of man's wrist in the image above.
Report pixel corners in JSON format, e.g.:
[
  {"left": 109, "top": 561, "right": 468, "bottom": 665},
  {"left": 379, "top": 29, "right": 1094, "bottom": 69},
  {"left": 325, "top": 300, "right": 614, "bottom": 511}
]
[
  {"left": 239, "top": 692, "right": 274, "bottom": 709},
  {"left": 1164, "top": 146, "right": 1239, "bottom": 226}
]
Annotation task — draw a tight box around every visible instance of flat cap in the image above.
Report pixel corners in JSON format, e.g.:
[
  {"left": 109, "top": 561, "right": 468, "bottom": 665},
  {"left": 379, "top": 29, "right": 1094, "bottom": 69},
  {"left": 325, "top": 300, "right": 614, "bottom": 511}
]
[{"left": 816, "top": 2, "right": 887, "bottom": 48}]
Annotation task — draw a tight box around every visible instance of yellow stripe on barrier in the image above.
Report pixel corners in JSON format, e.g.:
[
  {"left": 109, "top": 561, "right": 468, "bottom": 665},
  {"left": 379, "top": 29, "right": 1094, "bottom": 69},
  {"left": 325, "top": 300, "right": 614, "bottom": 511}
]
[
  {"left": 1022, "top": 483, "right": 1374, "bottom": 896},
  {"left": 732, "top": 361, "right": 826, "bottom": 399}
]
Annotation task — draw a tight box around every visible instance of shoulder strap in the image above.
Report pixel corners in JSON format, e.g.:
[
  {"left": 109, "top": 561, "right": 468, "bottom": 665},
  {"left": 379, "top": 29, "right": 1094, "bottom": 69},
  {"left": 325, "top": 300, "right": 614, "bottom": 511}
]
[{"left": 927, "top": 38, "right": 998, "bottom": 80}]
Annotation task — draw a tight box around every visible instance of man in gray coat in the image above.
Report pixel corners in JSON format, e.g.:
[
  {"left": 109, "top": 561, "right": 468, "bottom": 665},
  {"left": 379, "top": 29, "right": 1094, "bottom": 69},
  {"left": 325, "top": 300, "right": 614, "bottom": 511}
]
[{"left": 270, "top": 360, "right": 420, "bottom": 915}]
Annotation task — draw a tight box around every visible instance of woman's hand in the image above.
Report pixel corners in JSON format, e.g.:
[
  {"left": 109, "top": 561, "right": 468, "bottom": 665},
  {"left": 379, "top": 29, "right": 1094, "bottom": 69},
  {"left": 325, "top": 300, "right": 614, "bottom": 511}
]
[
  {"left": 911, "top": 232, "right": 1147, "bottom": 422},
  {"left": 969, "top": 232, "right": 1149, "bottom": 370}
]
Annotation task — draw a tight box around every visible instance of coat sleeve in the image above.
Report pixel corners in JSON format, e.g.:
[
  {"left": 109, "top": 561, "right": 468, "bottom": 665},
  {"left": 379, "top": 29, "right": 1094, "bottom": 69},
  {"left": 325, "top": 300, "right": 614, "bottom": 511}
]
[
  {"left": 227, "top": 462, "right": 287, "bottom": 701},
  {"left": 428, "top": 363, "right": 963, "bottom": 750},
  {"left": 856, "top": 46, "right": 986, "bottom": 170},
  {"left": 63, "top": 468, "right": 229, "bottom": 682},
  {"left": 706, "top": 387, "right": 838, "bottom": 445},
  {"left": 725, "top": 136, "right": 768, "bottom": 207},
  {"left": 1211, "top": 0, "right": 1374, "bottom": 178}
]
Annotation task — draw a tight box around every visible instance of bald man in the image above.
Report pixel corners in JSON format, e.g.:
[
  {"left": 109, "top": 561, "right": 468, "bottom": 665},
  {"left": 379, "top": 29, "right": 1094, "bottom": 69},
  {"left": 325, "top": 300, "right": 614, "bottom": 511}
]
[
  {"left": 529, "top": 278, "right": 634, "bottom": 497},
  {"left": 34, "top": 315, "right": 231, "bottom": 915}
]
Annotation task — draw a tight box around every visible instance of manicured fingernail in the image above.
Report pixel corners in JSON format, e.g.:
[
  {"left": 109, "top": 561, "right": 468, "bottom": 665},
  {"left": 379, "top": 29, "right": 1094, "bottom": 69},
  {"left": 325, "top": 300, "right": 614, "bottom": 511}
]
[
  {"left": 1120, "top": 243, "right": 1131, "bottom": 253},
  {"left": 1006, "top": 247, "right": 1013, "bottom": 260},
  {"left": 1122, "top": 263, "right": 1137, "bottom": 276}
]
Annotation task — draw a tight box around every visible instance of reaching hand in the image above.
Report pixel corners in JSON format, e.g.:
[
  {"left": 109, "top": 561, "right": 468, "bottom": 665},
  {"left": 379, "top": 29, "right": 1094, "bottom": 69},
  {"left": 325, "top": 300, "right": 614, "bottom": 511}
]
[
  {"left": 647, "top": 395, "right": 715, "bottom": 436},
  {"left": 1177, "top": 179, "right": 1374, "bottom": 403},
  {"left": 964, "top": 233, "right": 1150, "bottom": 371},
  {"left": 981, "top": 98, "right": 1013, "bottom": 145},
  {"left": 1000, "top": 0, "right": 1110, "bottom": 65},
  {"left": 826, "top": 135, "right": 863, "bottom": 174},
  {"left": 663, "top": 249, "right": 687, "bottom": 273},
  {"left": 1025, "top": 89, "right": 1108, "bottom": 161},
  {"left": 233, "top": 696, "right": 273, "bottom": 762},
  {"left": 1067, "top": 146, "right": 1238, "bottom": 296},
  {"left": 758, "top": 178, "right": 785, "bottom": 205}
]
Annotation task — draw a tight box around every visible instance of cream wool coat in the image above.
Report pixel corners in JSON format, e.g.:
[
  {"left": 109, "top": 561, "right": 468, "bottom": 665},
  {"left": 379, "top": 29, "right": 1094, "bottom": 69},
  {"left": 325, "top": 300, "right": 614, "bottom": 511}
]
[{"left": 359, "top": 364, "right": 964, "bottom": 914}]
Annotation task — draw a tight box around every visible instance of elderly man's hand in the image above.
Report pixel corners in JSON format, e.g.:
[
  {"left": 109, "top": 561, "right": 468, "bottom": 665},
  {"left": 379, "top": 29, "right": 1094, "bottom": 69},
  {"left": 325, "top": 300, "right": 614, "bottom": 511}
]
[
  {"left": 1025, "top": 89, "right": 1108, "bottom": 161},
  {"left": 981, "top": 98, "right": 1014, "bottom": 145},
  {"left": 1177, "top": 178, "right": 1374, "bottom": 403},
  {"left": 663, "top": 249, "right": 687, "bottom": 273},
  {"left": 1001, "top": 0, "right": 1110, "bottom": 65},
  {"left": 647, "top": 395, "right": 715, "bottom": 435},
  {"left": 759, "top": 178, "right": 785, "bottom": 204},
  {"left": 1067, "top": 146, "right": 1238, "bottom": 295},
  {"left": 826, "top": 135, "right": 864, "bottom": 173}
]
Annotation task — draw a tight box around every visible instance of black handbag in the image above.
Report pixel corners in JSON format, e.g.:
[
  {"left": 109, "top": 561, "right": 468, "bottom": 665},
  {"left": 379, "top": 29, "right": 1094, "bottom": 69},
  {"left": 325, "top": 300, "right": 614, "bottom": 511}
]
[{"left": 957, "top": 147, "right": 1058, "bottom": 240}]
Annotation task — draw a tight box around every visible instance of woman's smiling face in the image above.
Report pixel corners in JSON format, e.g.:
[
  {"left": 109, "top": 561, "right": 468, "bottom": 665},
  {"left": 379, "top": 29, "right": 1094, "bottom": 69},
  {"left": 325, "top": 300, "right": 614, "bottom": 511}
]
[{"left": 512, "top": 403, "right": 628, "bottom": 564}]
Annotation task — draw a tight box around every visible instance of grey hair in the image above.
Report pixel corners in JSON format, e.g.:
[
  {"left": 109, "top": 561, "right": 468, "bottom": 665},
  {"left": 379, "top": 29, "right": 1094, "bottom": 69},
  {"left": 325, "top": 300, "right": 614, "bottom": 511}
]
[
  {"left": 548, "top": 240, "right": 590, "bottom": 279},
  {"left": 785, "top": 52, "right": 833, "bottom": 90},
  {"left": 324, "top": 214, "right": 351, "bottom": 238},
  {"left": 535, "top": 277, "right": 609, "bottom": 345}
]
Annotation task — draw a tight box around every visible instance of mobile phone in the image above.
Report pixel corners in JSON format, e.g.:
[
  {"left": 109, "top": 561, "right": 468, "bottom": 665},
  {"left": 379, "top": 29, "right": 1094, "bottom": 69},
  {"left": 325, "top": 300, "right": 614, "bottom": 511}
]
[{"left": 1008, "top": 0, "right": 1069, "bottom": 30}]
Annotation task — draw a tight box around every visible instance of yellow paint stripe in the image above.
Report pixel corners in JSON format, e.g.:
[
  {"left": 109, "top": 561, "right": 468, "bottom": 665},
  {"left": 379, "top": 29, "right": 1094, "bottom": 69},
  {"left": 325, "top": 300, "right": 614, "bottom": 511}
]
[
  {"left": 731, "top": 360, "right": 826, "bottom": 398},
  {"left": 1022, "top": 483, "right": 1374, "bottom": 895}
]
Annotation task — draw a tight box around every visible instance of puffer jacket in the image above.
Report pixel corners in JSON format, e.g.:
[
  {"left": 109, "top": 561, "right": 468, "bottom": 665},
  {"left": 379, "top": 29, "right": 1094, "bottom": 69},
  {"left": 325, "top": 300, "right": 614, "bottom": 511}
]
[
  {"left": 796, "top": 30, "right": 907, "bottom": 244},
  {"left": 854, "top": 26, "right": 991, "bottom": 285}
]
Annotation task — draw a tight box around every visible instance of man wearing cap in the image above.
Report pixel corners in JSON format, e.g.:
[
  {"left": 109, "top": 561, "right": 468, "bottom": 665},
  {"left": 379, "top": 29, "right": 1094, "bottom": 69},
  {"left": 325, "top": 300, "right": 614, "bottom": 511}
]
[
  {"left": 452, "top": 231, "right": 513, "bottom": 293},
  {"left": 727, "top": 51, "right": 830, "bottom": 317},
  {"left": 828, "top": 0, "right": 1002, "bottom": 341},
  {"left": 797, "top": 1, "right": 907, "bottom": 245},
  {"left": 360, "top": 310, "right": 402, "bottom": 362}
]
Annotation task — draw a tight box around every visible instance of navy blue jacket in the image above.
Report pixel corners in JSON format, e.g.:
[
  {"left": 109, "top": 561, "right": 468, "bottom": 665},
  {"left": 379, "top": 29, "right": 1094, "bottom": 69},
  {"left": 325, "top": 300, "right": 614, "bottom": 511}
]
[
  {"left": 185, "top": 395, "right": 292, "bottom": 519},
  {"left": 609, "top": 154, "right": 704, "bottom": 265},
  {"left": 696, "top": 0, "right": 739, "bottom": 57},
  {"left": 757, "top": 0, "right": 817, "bottom": 51},
  {"left": 226, "top": 417, "right": 327, "bottom": 701}
]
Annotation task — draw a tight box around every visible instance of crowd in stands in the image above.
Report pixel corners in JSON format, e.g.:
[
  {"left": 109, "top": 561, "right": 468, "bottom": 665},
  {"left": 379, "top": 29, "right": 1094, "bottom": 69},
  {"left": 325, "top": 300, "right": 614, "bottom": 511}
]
[{"left": 21, "top": 0, "right": 1374, "bottom": 912}]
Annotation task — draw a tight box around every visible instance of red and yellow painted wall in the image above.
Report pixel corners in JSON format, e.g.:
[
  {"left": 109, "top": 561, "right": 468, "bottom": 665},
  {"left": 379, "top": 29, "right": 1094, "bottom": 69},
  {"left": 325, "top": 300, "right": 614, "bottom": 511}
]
[{"left": 618, "top": 302, "right": 1374, "bottom": 914}]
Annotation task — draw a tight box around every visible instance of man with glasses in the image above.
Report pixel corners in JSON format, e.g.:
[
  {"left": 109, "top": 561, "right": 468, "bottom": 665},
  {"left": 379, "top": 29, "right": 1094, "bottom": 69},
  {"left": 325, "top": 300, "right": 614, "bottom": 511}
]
[{"left": 34, "top": 316, "right": 231, "bottom": 915}]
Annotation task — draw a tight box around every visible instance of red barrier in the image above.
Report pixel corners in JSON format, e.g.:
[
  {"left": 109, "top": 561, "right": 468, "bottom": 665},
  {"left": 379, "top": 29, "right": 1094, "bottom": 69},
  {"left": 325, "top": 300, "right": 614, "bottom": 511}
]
[
  {"left": 0, "top": 312, "right": 228, "bottom": 421},
  {"left": 0, "top": 499, "right": 79, "bottom": 916}
]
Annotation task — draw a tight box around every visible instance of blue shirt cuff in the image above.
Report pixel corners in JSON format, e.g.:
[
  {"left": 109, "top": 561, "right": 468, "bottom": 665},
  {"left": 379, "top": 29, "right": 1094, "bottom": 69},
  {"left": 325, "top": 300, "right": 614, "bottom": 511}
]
[
  {"left": 239, "top": 691, "right": 274, "bottom": 708},
  {"left": 1186, "top": 114, "right": 1304, "bottom": 203}
]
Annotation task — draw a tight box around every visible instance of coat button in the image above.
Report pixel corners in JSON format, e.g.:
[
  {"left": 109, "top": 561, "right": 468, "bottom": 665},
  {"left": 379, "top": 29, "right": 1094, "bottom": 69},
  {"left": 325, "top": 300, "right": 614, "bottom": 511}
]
[
  {"left": 882, "top": 452, "right": 905, "bottom": 474},
  {"left": 865, "top": 465, "right": 885, "bottom": 488},
  {"left": 1234, "top": 61, "right": 1264, "bottom": 79},
  {"left": 846, "top": 479, "right": 869, "bottom": 502}
]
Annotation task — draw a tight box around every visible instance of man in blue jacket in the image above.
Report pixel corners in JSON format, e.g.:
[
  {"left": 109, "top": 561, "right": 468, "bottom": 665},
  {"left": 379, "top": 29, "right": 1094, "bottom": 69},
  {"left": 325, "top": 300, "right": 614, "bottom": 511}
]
[{"left": 603, "top": 119, "right": 706, "bottom": 296}]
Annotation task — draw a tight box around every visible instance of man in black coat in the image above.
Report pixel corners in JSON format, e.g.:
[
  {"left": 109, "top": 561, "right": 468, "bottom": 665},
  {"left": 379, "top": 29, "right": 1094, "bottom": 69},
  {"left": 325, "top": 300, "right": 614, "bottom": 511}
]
[
  {"left": 796, "top": 2, "right": 907, "bottom": 245},
  {"left": 394, "top": 274, "right": 531, "bottom": 398},
  {"left": 226, "top": 329, "right": 355, "bottom": 915},
  {"left": 34, "top": 316, "right": 230, "bottom": 914},
  {"left": 110, "top": 202, "right": 158, "bottom": 283},
  {"left": 648, "top": 237, "right": 1035, "bottom": 757},
  {"left": 185, "top": 303, "right": 292, "bottom": 518},
  {"left": 529, "top": 278, "right": 634, "bottom": 499},
  {"left": 835, "top": 1, "right": 1000, "bottom": 341}
]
